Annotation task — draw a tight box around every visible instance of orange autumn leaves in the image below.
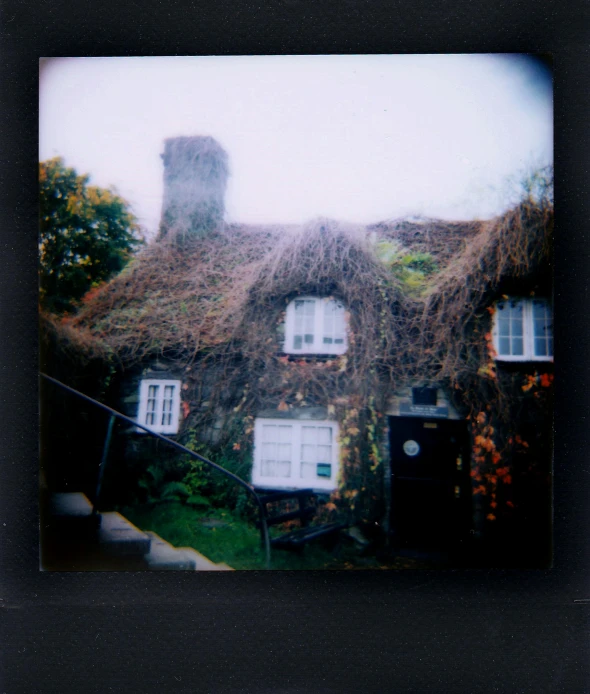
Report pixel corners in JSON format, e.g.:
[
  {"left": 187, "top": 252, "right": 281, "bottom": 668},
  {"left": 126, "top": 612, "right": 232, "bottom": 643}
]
[
  {"left": 470, "top": 410, "right": 516, "bottom": 522},
  {"left": 477, "top": 330, "right": 497, "bottom": 380},
  {"left": 522, "top": 372, "right": 554, "bottom": 392}
]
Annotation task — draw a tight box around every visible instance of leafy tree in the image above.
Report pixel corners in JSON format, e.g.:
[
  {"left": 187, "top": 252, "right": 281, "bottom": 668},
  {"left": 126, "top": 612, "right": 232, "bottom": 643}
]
[{"left": 39, "top": 157, "right": 144, "bottom": 313}]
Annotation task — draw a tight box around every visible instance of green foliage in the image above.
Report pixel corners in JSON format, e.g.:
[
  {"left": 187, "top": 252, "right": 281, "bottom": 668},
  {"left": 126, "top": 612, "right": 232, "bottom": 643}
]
[
  {"left": 121, "top": 502, "right": 433, "bottom": 570},
  {"left": 131, "top": 426, "right": 253, "bottom": 512},
  {"left": 161, "top": 481, "right": 192, "bottom": 501},
  {"left": 375, "top": 241, "right": 438, "bottom": 296},
  {"left": 39, "top": 157, "right": 144, "bottom": 313},
  {"left": 137, "top": 463, "right": 166, "bottom": 503},
  {"left": 374, "top": 239, "right": 403, "bottom": 266},
  {"left": 507, "top": 164, "right": 554, "bottom": 210}
]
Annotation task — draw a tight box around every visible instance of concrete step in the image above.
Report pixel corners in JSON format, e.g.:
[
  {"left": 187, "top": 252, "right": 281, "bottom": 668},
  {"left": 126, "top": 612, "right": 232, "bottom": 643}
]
[
  {"left": 42, "top": 493, "right": 233, "bottom": 571},
  {"left": 97, "top": 512, "right": 151, "bottom": 557},
  {"left": 47, "top": 492, "right": 101, "bottom": 535},
  {"left": 144, "top": 532, "right": 198, "bottom": 570},
  {"left": 176, "top": 545, "right": 234, "bottom": 571},
  {"left": 145, "top": 533, "right": 233, "bottom": 571}
]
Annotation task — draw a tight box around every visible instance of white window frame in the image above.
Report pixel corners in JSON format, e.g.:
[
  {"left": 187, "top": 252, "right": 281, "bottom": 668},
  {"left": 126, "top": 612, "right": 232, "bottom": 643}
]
[
  {"left": 283, "top": 296, "right": 348, "bottom": 355},
  {"left": 492, "top": 298, "right": 553, "bottom": 362},
  {"left": 252, "top": 418, "right": 340, "bottom": 491},
  {"left": 136, "top": 379, "right": 182, "bottom": 434}
]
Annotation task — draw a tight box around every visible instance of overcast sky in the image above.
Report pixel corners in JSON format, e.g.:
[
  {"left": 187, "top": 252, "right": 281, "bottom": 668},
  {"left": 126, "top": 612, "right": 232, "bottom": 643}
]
[{"left": 39, "top": 55, "right": 552, "bottom": 238}]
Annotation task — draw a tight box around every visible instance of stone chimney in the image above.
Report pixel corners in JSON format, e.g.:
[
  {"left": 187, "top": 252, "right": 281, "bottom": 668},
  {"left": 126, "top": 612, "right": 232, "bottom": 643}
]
[{"left": 158, "top": 136, "right": 229, "bottom": 241}]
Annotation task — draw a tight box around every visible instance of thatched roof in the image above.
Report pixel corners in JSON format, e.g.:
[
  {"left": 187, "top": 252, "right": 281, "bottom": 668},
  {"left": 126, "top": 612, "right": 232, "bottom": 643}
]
[{"left": 67, "top": 200, "right": 552, "bottom": 378}]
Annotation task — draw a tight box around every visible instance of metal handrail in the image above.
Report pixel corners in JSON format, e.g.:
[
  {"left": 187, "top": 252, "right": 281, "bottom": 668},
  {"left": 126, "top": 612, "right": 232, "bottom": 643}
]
[{"left": 40, "top": 372, "right": 271, "bottom": 568}]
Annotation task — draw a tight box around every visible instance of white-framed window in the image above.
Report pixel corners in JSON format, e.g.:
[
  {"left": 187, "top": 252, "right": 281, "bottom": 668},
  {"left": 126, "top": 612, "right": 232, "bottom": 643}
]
[
  {"left": 492, "top": 298, "right": 553, "bottom": 361},
  {"left": 137, "top": 379, "right": 182, "bottom": 434},
  {"left": 252, "top": 418, "right": 340, "bottom": 491},
  {"left": 284, "top": 297, "right": 347, "bottom": 355}
]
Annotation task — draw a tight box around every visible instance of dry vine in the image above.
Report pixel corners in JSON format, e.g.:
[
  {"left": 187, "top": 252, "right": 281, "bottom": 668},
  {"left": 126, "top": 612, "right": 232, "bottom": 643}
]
[{"left": 49, "top": 197, "right": 553, "bottom": 525}]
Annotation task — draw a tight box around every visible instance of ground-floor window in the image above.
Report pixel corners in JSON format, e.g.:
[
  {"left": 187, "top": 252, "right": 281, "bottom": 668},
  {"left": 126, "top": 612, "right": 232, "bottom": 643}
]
[
  {"left": 137, "top": 379, "right": 182, "bottom": 434},
  {"left": 252, "top": 418, "right": 340, "bottom": 491}
]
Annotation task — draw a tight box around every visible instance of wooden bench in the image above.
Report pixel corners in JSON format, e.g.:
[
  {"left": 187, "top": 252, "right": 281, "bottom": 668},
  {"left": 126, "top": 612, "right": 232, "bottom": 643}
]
[{"left": 258, "top": 488, "right": 347, "bottom": 551}]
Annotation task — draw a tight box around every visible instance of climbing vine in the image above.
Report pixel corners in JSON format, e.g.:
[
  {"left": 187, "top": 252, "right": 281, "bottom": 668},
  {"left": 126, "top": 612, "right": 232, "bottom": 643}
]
[{"left": 48, "top": 195, "right": 553, "bottom": 526}]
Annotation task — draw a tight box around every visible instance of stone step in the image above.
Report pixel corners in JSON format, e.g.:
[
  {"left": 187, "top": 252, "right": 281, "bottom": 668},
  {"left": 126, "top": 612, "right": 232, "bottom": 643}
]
[
  {"left": 97, "top": 512, "right": 151, "bottom": 557},
  {"left": 144, "top": 532, "right": 198, "bottom": 570},
  {"left": 145, "top": 533, "right": 233, "bottom": 571},
  {"left": 47, "top": 492, "right": 101, "bottom": 535},
  {"left": 176, "top": 545, "right": 234, "bottom": 571},
  {"left": 43, "top": 492, "right": 233, "bottom": 571}
]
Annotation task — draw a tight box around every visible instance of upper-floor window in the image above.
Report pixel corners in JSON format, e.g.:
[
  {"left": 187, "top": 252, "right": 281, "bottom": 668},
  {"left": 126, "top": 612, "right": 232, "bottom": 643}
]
[
  {"left": 492, "top": 298, "right": 553, "bottom": 361},
  {"left": 137, "top": 379, "right": 181, "bottom": 434},
  {"left": 252, "top": 417, "right": 340, "bottom": 491},
  {"left": 284, "top": 297, "right": 347, "bottom": 355}
]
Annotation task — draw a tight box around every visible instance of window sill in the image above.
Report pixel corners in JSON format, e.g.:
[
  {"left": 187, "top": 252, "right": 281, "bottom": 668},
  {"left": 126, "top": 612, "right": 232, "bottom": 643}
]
[
  {"left": 494, "top": 356, "right": 553, "bottom": 363},
  {"left": 276, "top": 352, "right": 346, "bottom": 362}
]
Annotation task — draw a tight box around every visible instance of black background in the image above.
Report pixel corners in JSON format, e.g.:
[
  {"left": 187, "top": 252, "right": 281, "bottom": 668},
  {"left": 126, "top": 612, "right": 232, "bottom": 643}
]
[{"left": 1, "top": 3, "right": 589, "bottom": 692}]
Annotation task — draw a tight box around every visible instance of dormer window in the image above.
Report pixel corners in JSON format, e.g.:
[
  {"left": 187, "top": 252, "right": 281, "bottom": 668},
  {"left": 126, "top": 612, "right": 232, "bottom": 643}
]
[
  {"left": 284, "top": 297, "right": 347, "bottom": 355},
  {"left": 492, "top": 298, "right": 553, "bottom": 362}
]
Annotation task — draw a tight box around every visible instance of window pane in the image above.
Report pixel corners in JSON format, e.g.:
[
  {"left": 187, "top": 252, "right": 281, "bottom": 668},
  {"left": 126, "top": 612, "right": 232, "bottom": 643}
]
[
  {"left": 278, "top": 425, "right": 292, "bottom": 443},
  {"left": 277, "top": 443, "right": 291, "bottom": 461},
  {"left": 532, "top": 300, "right": 553, "bottom": 358},
  {"left": 161, "top": 385, "right": 174, "bottom": 425},
  {"left": 317, "top": 445, "right": 331, "bottom": 462},
  {"left": 301, "top": 426, "right": 316, "bottom": 444},
  {"left": 262, "top": 443, "right": 277, "bottom": 459},
  {"left": 146, "top": 384, "right": 158, "bottom": 425},
  {"left": 260, "top": 423, "right": 292, "bottom": 478},
  {"left": 276, "top": 461, "right": 291, "bottom": 477},
  {"left": 532, "top": 300, "right": 549, "bottom": 322},
  {"left": 317, "top": 427, "right": 332, "bottom": 444},
  {"left": 294, "top": 301, "right": 305, "bottom": 336},
  {"left": 301, "top": 444, "right": 316, "bottom": 462},
  {"left": 497, "top": 317, "right": 510, "bottom": 337},
  {"left": 510, "top": 304, "right": 523, "bottom": 341},
  {"left": 534, "top": 338, "right": 547, "bottom": 356},
  {"left": 300, "top": 462, "right": 315, "bottom": 479},
  {"left": 495, "top": 300, "right": 527, "bottom": 356},
  {"left": 322, "top": 300, "right": 345, "bottom": 346},
  {"left": 261, "top": 460, "right": 291, "bottom": 477},
  {"left": 512, "top": 337, "right": 524, "bottom": 355},
  {"left": 292, "top": 300, "right": 315, "bottom": 349},
  {"left": 323, "top": 303, "right": 333, "bottom": 333},
  {"left": 262, "top": 425, "right": 277, "bottom": 442}
]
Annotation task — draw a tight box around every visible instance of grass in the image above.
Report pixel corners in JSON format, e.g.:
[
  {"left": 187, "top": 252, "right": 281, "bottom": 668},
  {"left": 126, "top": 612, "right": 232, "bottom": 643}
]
[{"left": 119, "top": 502, "right": 431, "bottom": 570}]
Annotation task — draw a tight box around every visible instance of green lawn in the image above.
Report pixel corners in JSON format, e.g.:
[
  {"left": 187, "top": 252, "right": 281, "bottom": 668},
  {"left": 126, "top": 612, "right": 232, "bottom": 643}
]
[{"left": 120, "top": 502, "right": 430, "bottom": 570}]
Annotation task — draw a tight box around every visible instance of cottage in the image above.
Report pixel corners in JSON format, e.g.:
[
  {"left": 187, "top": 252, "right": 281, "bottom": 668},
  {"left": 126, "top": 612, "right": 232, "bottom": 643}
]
[{"left": 41, "top": 136, "right": 554, "bottom": 566}]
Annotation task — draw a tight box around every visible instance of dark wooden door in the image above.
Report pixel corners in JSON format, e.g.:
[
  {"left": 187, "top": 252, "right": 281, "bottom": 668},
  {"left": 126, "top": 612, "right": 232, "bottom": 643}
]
[{"left": 389, "top": 417, "right": 471, "bottom": 549}]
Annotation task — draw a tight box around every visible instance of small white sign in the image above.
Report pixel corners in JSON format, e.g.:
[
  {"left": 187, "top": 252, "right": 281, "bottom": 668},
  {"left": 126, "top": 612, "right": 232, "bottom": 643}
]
[{"left": 403, "top": 439, "right": 420, "bottom": 457}]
